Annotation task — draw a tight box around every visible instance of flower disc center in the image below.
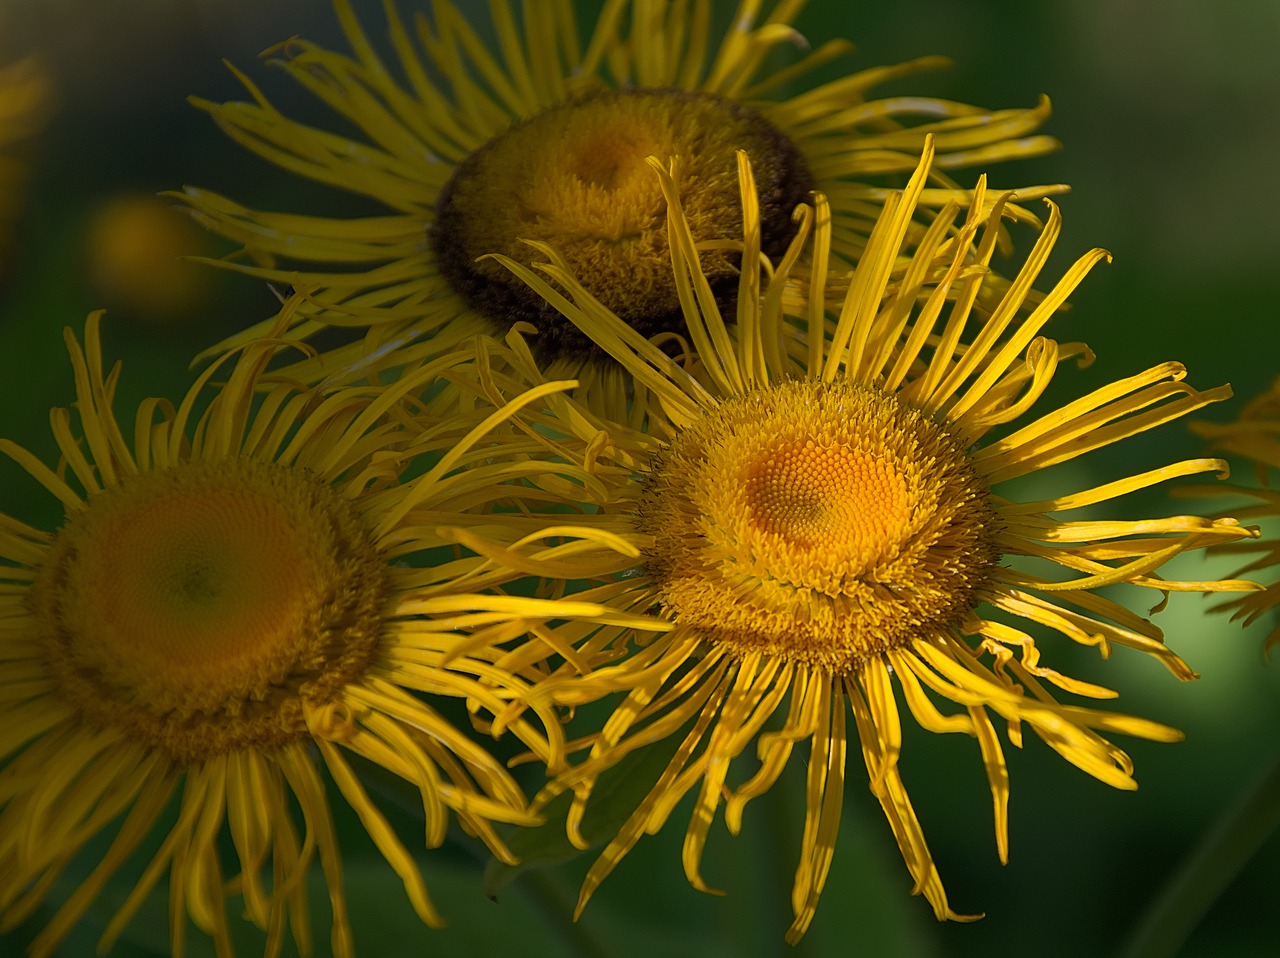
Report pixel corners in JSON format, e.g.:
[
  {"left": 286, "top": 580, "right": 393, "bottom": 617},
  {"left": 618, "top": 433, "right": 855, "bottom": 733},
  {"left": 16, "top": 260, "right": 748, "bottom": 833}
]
[
  {"left": 100, "top": 487, "right": 310, "bottom": 674},
  {"left": 637, "top": 381, "right": 999, "bottom": 673},
  {"left": 744, "top": 441, "right": 911, "bottom": 553},
  {"left": 432, "top": 89, "right": 812, "bottom": 362},
  {"left": 31, "top": 459, "right": 390, "bottom": 761}
]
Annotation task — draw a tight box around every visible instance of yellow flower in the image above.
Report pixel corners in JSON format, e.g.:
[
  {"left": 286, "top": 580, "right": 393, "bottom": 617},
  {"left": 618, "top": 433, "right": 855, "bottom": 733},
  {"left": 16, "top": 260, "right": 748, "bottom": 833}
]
[
  {"left": 82, "top": 193, "right": 215, "bottom": 325},
  {"left": 0, "top": 58, "right": 46, "bottom": 144},
  {"left": 0, "top": 56, "right": 50, "bottom": 268},
  {"left": 176, "top": 0, "right": 1061, "bottom": 404},
  {"left": 1191, "top": 376, "right": 1280, "bottom": 653},
  {"left": 478, "top": 142, "right": 1259, "bottom": 940},
  {"left": 0, "top": 308, "right": 646, "bottom": 957}
]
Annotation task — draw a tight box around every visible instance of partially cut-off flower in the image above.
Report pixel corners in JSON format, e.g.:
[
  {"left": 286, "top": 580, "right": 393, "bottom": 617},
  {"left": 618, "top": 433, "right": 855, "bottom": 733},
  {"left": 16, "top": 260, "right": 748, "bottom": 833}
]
[
  {"left": 473, "top": 141, "right": 1259, "bottom": 941},
  {"left": 0, "top": 308, "right": 655, "bottom": 957},
  {"left": 0, "top": 56, "right": 51, "bottom": 269},
  {"left": 1190, "top": 376, "right": 1280, "bottom": 653},
  {"left": 176, "top": 0, "right": 1062, "bottom": 411}
]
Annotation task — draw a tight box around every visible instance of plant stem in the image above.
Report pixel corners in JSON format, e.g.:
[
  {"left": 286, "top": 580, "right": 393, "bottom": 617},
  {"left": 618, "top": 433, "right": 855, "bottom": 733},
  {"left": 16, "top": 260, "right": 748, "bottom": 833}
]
[{"left": 1120, "top": 748, "right": 1280, "bottom": 958}]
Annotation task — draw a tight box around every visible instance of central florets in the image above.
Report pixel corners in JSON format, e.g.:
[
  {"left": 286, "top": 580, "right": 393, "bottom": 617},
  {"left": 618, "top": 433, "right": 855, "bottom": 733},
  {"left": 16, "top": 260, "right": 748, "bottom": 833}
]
[
  {"left": 29, "top": 459, "right": 390, "bottom": 762},
  {"left": 432, "top": 88, "right": 812, "bottom": 362},
  {"left": 745, "top": 440, "right": 911, "bottom": 553},
  {"left": 637, "top": 380, "right": 999, "bottom": 672}
]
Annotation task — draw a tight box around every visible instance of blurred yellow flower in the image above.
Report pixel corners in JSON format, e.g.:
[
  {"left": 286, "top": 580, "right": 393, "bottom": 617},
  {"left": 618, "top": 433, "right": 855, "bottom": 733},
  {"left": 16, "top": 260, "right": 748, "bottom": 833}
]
[
  {"left": 176, "top": 0, "right": 1060, "bottom": 407},
  {"left": 477, "top": 142, "right": 1258, "bottom": 940},
  {"left": 82, "top": 193, "right": 214, "bottom": 325},
  {"left": 1192, "top": 376, "right": 1280, "bottom": 653},
  {"left": 0, "top": 56, "right": 50, "bottom": 270},
  {"left": 0, "top": 308, "right": 637, "bottom": 957}
]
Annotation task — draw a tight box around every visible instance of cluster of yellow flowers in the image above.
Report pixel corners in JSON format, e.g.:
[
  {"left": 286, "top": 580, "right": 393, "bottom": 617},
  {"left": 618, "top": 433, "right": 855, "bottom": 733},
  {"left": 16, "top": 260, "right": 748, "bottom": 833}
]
[{"left": 1, "top": 2, "right": 1276, "bottom": 956}]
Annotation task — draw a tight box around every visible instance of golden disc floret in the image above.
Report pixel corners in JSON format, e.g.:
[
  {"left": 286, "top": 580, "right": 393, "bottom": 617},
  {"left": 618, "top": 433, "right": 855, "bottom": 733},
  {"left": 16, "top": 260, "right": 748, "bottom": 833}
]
[
  {"left": 29, "top": 457, "right": 389, "bottom": 764},
  {"left": 432, "top": 89, "right": 812, "bottom": 361},
  {"left": 637, "top": 379, "right": 999, "bottom": 672}
]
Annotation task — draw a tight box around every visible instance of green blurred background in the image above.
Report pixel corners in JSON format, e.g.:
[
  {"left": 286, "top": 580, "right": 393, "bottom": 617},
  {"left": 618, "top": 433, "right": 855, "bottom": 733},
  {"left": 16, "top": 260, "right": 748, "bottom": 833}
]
[{"left": 1, "top": 1, "right": 1277, "bottom": 956}]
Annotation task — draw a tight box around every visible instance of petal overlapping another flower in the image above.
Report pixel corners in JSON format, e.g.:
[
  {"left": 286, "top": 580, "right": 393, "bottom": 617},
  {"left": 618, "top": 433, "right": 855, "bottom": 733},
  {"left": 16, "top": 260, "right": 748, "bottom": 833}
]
[
  {"left": 0, "top": 307, "right": 661, "bottom": 957},
  {"left": 173, "top": 0, "right": 1064, "bottom": 407},
  {"left": 453, "top": 141, "right": 1259, "bottom": 939}
]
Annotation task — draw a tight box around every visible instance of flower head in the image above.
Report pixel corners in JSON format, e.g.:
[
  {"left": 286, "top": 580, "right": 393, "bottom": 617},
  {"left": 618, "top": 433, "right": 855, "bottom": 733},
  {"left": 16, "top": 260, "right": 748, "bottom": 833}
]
[
  {"left": 176, "top": 0, "right": 1061, "bottom": 404},
  {"left": 477, "top": 142, "right": 1258, "bottom": 940},
  {"left": 1191, "top": 376, "right": 1280, "bottom": 652},
  {"left": 0, "top": 308, "right": 635, "bottom": 957},
  {"left": 83, "top": 193, "right": 215, "bottom": 324},
  {"left": 0, "top": 56, "right": 50, "bottom": 267}
]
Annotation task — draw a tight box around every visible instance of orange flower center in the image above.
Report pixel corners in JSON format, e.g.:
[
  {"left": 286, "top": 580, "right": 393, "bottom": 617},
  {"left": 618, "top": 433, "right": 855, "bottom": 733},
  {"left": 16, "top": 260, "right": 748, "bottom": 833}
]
[
  {"left": 30, "top": 459, "right": 389, "bottom": 762},
  {"left": 745, "top": 441, "right": 911, "bottom": 553},
  {"left": 637, "top": 381, "right": 999, "bottom": 672}
]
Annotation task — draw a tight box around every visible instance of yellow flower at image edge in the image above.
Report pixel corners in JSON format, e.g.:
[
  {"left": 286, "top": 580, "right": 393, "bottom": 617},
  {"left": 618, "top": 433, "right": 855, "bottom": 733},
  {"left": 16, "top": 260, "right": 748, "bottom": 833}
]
[
  {"left": 0, "top": 313, "right": 610, "bottom": 957},
  {"left": 1192, "top": 376, "right": 1280, "bottom": 652},
  {"left": 176, "top": 0, "right": 1061, "bottom": 403},
  {"left": 0, "top": 57, "right": 51, "bottom": 265},
  {"left": 481, "top": 144, "right": 1260, "bottom": 940}
]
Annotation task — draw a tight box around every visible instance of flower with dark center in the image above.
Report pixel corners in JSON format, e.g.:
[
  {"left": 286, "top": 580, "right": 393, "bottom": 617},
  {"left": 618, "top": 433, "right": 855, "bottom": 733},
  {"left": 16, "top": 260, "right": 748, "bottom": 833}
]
[{"left": 177, "top": 0, "right": 1062, "bottom": 416}]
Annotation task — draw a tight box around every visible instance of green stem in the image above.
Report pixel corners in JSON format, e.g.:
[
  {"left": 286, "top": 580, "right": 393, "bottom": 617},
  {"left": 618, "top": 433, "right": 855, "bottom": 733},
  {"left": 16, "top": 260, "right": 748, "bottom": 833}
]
[{"left": 1120, "top": 748, "right": 1280, "bottom": 958}]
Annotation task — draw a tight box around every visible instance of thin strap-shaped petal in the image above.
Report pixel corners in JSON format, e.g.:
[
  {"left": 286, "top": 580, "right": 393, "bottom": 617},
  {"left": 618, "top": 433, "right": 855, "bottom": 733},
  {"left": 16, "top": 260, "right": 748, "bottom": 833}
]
[
  {"left": 317, "top": 738, "right": 443, "bottom": 928},
  {"left": 968, "top": 705, "right": 1010, "bottom": 863}
]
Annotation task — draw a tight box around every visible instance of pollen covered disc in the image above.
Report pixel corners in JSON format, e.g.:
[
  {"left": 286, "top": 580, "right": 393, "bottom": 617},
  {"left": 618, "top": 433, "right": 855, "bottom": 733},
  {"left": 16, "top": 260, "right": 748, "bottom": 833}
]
[
  {"left": 638, "top": 380, "right": 999, "bottom": 672},
  {"left": 30, "top": 459, "right": 389, "bottom": 761},
  {"left": 745, "top": 440, "right": 911, "bottom": 556},
  {"left": 432, "top": 89, "right": 812, "bottom": 361}
]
